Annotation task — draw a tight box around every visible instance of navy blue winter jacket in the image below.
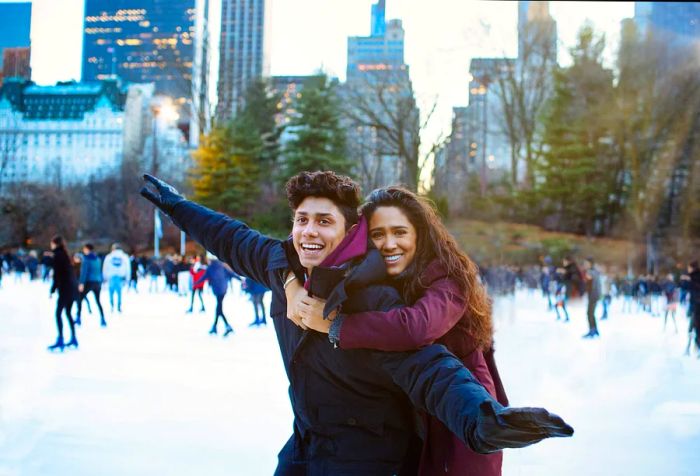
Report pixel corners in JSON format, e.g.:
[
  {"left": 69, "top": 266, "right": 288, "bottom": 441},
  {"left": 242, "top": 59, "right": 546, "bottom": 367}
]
[
  {"left": 195, "top": 259, "right": 238, "bottom": 296},
  {"left": 170, "top": 200, "right": 501, "bottom": 475}
]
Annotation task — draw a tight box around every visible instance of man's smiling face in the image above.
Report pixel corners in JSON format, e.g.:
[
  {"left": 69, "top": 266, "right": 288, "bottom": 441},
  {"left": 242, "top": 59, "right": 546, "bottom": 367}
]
[{"left": 292, "top": 196, "right": 347, "bottom": 273}]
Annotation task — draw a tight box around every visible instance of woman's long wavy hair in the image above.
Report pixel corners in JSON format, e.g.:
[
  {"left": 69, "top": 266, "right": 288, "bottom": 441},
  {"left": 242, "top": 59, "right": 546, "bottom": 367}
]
[{"left": 360, "top": 187, "right": 494, "bottom": 350}]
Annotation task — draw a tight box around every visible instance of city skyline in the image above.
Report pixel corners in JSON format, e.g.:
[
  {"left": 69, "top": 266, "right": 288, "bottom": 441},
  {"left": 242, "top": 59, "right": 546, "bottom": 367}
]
[{"left": 7, "top": 0, "right": 634, "bottom": 160}]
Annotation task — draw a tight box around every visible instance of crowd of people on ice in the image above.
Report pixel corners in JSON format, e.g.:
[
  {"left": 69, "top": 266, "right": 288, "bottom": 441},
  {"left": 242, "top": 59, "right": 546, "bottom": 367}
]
[
  {"left": 0, "top": 244, "right": 270, "bottom": 351},
  {"left": 2, "top": 243, "right": 699, "bottom": 357},
  {"left": 479, "top": 256, "right": 700, "bottom": 354}
]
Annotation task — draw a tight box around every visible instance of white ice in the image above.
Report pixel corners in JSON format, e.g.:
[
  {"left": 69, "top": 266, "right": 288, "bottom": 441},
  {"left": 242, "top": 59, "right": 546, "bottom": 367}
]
[{"left": 1, "top": 277, "right": 699, "bottom": 475}]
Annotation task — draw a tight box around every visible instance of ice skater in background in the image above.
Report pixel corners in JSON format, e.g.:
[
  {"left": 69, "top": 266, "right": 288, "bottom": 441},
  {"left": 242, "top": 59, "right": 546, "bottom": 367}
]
[
  {"left": 186, "top": 255, "right": 207, "bottom": 313},
  {"left": 48, "top": 235, "right": 79, "bottom": 351},
  {"left": 685, "top": 261, "right": 700, "bottom": 358},
  {"left": 77, "top": 243, "right": 106, "bottom": 327},
  {"left": 582, "top": 257, "right": 602, "bottom": 339},
  {"left": 194, "top": 258, "right": 239, "bottom": 336},
  {"left": 554, "top": 270, "right": 570, "bottom": 322},
  {"left": 662, "top": 274, "right": 679, "bottom": 333},
  {"left": 242, "top": 277, "right": 269, "bottom": 327},
  {"left": 102, "top": 243, "right": 130, "bottom": 313}
]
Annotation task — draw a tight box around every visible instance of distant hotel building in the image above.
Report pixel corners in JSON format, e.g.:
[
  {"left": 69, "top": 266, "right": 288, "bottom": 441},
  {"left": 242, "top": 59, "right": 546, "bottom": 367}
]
[
  {"left": 0, "top": 79, "right": 126, "bottom": 187},
  {"left": 215, "top": 0, "right": 270, "bottom": 120}
]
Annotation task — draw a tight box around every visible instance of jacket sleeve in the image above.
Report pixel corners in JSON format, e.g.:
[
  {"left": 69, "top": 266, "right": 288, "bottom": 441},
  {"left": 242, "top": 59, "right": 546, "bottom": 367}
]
[
  {"left": 170, "top": 200, "right": 280, "bottom": 288},
  {"left": 79, "top": 258, "right": 87, "bottom": 285},
  {"left": 340, "top": 277, "right": 466, "bottom": 351},
  {"left": 374, "top": 345, "right": 500, "bottom": 451},
  {"left": 102, "top": 258, "right": 110, "bottom": 280},
  {"left": 349, "top": 283, "right": 498, "bottom": 450}
]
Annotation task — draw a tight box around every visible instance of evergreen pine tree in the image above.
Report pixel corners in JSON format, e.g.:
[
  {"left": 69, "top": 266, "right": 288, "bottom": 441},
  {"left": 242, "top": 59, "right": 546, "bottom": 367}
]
[
  {"left": 283, "top": 74, "right": 352, "bottom": 177},
  {"left": 536, "top": 25, "right": 614, "bottom": 235}
]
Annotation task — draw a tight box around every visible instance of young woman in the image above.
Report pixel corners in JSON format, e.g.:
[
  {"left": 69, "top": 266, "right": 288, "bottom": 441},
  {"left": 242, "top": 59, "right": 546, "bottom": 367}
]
[
  {"left": 289, "top": 186, "right": 509, "bottom": 476},
  {"left": 48, "top": 235, "right": 79, "bottom": 351}
]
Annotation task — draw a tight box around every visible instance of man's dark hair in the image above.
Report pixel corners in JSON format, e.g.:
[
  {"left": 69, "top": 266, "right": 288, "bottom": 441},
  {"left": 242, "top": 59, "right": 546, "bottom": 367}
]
[
  {"left": 51, "top": 235, "right": 65, "bottom": 249},
  {"left": 84, "top": 243, "right": 94, "bottom": 251},
  {"left": 690, "top": 260, "right": 699, "bottom": 271},
  {"left": 285, "top": 171, "right": 361, "bottom": 229}
]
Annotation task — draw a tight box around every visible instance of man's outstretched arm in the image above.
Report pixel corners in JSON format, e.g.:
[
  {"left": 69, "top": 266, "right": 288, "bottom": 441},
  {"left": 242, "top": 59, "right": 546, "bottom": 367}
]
[
  {"left": 140, "top": 174, "right": 280, "bottom": 288},
  {"left": 375, "top": 345, "right": 574, "bottom": 454}
]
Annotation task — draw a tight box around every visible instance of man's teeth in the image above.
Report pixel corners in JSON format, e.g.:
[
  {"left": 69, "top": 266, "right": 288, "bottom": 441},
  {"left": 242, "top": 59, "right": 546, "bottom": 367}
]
[
  {"left": 302, "top": 244, "right": 323, "bottom": 250},
  {"left": 384, "top": 255, "right": 401, "bottom": 262}
]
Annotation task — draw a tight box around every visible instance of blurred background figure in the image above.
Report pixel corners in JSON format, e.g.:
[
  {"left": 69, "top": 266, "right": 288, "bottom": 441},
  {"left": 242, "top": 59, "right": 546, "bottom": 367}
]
[
  {"left": 662, "top": 273, "right": 679, "bottom": 333},
  {"left": 187, "top": 255, "right": 207, "bottom": 314},
  {"left": 77, "top": 243, "right": 106, "bottom": 327},
  {"left": 26, "top": 250, "right": 39, "bottom": 281},
  {"left": 242, "top": 277, "right": 269, "bottom": 327},
  {"left": 582, "top": 257, "right": 601, "bottom": 339},
  {"left": 194, "top": 258, "right": 239, "bottom": 337},
  {"left": 686, "top": 261, "right": 700, "bottom": 358},
  {"left": 129, "top": 254, "right": 140, "bottom": 293},
  {"left": 103, "top": 243, "right": 130, "bottom": 313},
  {"left": 148, "top": 258, "right": 162, "bottom": 293},
  {"left": 40, "top": 251, "right": 54, "bottom": 282},
  {"left": 48, "top": 236, "right": 79, "bottom": 351}
]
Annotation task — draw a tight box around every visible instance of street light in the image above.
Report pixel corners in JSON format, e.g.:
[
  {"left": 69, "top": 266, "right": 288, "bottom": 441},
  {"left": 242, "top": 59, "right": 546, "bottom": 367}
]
[{"left": 149, "top": 98, "right": 181, "bottom": 259}]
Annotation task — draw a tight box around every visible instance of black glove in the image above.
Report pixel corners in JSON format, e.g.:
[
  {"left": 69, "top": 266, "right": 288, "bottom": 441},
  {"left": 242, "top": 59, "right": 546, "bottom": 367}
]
[
  {"left": 140, "top": 174, "right": 186, "bottom": 215},
  {"left": 467, "top": 401, "right": 574, "bottom": 454}
]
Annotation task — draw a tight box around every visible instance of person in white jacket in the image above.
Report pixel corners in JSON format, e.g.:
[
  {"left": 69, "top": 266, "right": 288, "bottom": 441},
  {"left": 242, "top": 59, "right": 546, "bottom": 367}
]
[{"left": 103, "top": 243, "right": 130, "bottom": 313}]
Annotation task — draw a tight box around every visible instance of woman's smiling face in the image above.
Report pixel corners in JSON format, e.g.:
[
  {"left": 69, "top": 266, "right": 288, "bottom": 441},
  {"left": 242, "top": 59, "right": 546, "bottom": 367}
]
[{"left": 368, "top": 206, "right": 417, "bottom": 276}]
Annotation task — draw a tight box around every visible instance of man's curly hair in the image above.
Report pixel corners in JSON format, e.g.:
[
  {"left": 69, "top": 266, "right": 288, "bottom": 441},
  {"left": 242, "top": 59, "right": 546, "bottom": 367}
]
[{"left": 285, "top": 171, "right": 361, "bottom": 230}]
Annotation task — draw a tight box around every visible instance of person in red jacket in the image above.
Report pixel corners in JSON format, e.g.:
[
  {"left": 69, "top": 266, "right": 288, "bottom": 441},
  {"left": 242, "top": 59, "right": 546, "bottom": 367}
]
[
  {"left": 288, "top": 186, "right": 507, "bottom": 476},
  {"left": 186, "top": 255, "right": 207, "bottom": 313}
]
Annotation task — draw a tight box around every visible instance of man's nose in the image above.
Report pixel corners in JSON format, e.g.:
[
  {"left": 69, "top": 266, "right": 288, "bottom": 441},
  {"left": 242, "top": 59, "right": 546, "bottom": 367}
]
[{"left": 302, "top": 223, "right": 318, "bottom": 236}]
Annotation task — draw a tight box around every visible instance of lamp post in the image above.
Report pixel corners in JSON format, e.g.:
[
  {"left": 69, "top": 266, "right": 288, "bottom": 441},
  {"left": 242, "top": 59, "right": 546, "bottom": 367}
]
[
  {"left": 150, "top": 98, "right": 185, "bottom": 258},
  {"left": 150, "top": 104, "right": 161, "bottom": 258}
]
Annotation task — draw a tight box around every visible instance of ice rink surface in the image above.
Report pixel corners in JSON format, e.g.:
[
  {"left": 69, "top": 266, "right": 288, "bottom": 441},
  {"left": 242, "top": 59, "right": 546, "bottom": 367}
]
[{"left": 1, "top": 277, "right": 699, "bottom": 475}]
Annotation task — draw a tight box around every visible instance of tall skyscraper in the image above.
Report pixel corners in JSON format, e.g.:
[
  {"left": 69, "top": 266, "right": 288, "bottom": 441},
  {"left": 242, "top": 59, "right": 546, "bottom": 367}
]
[
  {"left": 518, "top": 1, "right": 557, "bottom": 64},
  {"left": 347, "top": 0, "right": 405, "bottom": 80},
  {"left": 345, "top": 1, "right": 417, "bottom": 190},
  {"left": 215, "top": 0, "right": 270, "bottom": 120},
  {"left": 0, "top": 2, "right": 31, "bottom": 85},
  {"left": 82, "top": 1, "right": 196, "bottom": 105}
]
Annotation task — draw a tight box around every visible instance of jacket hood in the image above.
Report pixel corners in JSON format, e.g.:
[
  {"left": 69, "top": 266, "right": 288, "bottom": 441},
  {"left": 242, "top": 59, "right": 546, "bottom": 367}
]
[
  {"left": 303, "top": 216, "right": 368, "bottom": 292},
  {"left": 310, "top": 247, "right": 389, "bottom": 318}
]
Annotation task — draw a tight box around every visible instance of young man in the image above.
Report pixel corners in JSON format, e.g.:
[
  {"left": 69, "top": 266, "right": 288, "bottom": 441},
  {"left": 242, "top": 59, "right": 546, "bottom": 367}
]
[{"left": 141, "top": 171, "right": 573, "bottom": 474}]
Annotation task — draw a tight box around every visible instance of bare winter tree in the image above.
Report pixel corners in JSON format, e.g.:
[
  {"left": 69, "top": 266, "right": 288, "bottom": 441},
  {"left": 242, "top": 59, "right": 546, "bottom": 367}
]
[
  {"left": 488, "top": 18, "right": 558, "bottom": 187},
  {"left": 341, "top": 67, "right": 442, "bottom": 192}
]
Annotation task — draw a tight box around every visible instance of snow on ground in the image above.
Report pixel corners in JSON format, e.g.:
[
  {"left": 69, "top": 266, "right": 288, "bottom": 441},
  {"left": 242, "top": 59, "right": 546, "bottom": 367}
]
[{"left": 0, "top": 277, "right": 699, "bottom": 475}]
